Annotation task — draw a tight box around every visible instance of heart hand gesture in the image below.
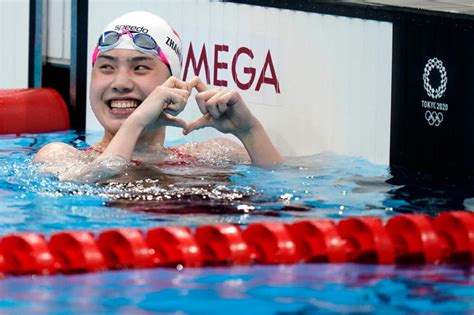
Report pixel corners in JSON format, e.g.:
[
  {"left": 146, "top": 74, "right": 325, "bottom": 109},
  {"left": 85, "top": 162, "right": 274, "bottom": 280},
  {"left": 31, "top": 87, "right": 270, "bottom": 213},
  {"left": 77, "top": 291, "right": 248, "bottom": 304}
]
[{"left": 183, "top": 77, "right": 258, "bottom": 138}]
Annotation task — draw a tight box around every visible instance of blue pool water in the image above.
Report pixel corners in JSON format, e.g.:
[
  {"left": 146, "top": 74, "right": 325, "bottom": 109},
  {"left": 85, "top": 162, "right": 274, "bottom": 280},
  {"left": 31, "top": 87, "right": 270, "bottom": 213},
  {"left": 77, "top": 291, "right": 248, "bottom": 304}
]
[{"left": 0, "top": 131, "right": 472, "bottom": 314}]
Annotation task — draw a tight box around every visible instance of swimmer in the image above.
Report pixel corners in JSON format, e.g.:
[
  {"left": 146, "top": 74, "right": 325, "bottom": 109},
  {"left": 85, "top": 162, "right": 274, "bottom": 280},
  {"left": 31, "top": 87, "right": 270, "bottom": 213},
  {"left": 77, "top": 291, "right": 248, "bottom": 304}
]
[{"left": 34, "top": 11, "right": 282, "bottom": 182}]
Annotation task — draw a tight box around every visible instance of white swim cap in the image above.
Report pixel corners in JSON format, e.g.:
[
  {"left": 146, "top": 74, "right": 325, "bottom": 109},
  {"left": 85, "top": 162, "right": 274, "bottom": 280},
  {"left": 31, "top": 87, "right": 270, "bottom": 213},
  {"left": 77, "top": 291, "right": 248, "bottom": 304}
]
[{"left": 92, "top": 11, "right": 182, "bottom": 78}]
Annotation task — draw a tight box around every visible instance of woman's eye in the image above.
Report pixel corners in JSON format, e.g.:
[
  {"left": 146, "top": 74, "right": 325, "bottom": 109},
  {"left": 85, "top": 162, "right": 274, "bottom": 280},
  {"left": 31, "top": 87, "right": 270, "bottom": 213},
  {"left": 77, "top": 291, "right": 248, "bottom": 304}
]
[
  {"left": 99, "top": 64, "right": 114, "bottom": 71},
  {"left": 135, "top": 65, "right": 151, "bottom": 71}
]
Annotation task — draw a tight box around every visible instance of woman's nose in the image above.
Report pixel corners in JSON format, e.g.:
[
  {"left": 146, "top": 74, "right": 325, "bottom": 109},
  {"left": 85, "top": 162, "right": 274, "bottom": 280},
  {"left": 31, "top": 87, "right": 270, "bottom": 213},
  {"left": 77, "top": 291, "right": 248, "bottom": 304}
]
[{"left": 111, "top": 68, "right": 133, "bottom": 93}]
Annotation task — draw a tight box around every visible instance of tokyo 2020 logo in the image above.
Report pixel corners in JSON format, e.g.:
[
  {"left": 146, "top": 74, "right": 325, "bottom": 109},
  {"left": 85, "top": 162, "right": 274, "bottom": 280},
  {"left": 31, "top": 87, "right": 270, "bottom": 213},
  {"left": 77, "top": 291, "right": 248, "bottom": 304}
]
[
  {"left": 423, "top": 57, "right": 447, "bottom": 99},
  {"left": 422, "top": 57, "right": 448, "bottom": 127}
]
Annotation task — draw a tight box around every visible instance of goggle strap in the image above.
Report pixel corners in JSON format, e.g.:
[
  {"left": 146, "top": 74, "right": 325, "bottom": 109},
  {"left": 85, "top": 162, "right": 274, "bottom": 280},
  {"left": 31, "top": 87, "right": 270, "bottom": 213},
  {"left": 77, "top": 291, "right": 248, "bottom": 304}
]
[
  {"left": 159, "top": 50, "right": 170, "bottom": 67},
  {"left": 92, "top": 46, "right": 100, "bottom": 64}
]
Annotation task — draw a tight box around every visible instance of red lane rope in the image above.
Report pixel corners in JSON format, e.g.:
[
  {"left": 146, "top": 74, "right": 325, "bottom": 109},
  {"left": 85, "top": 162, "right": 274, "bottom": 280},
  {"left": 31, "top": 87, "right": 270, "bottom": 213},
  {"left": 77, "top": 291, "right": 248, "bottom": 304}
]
[{"left": 0, "top": 211, "right": 472, "bottom": 276}]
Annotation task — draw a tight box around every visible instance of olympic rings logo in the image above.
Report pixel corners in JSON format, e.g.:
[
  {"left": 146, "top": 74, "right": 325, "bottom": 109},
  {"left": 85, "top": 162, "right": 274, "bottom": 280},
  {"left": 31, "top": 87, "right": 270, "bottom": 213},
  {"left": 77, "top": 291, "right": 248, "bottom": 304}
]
[
  {"left": 425, "top": 110, "right": 443, "bottom": 127},
  {"left": 423, "top": 57, "right": 447, "bottom": 99}
]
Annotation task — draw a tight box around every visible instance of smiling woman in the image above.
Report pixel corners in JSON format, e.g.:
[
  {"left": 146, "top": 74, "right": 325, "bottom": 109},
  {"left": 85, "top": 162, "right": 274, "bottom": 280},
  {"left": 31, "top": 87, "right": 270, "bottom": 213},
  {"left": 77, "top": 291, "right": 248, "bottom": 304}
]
[
  {"left": 90, "top": 51, "right": 173, "bottom": 137},
  {"left": 33, "top": 11, "right": 282, "bottom": 183}
]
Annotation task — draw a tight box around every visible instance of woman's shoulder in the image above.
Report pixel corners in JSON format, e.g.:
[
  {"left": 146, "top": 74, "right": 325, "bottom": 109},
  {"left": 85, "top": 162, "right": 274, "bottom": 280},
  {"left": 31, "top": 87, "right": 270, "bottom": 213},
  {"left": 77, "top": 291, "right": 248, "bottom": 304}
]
[
  {"left": 173, "top": 137, "right": 250, "bottom": 163},
  {"left": 34, "top": 142, "right": 80, "bottom": 162}
]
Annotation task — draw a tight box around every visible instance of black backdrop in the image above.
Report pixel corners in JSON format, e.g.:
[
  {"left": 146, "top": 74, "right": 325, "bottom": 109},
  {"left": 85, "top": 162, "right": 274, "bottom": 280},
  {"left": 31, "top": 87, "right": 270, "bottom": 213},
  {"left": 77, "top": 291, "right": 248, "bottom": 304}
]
[{"left": 391, "top": 13, "right": 474, "bottom": 181}]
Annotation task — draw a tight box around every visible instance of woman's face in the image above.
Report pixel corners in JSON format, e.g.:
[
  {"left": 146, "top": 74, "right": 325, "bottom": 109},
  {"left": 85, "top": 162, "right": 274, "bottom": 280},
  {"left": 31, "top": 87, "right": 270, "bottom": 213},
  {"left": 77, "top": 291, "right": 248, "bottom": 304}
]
[{"left": 90, "top": 49, "right": 171, "bottom": 136}]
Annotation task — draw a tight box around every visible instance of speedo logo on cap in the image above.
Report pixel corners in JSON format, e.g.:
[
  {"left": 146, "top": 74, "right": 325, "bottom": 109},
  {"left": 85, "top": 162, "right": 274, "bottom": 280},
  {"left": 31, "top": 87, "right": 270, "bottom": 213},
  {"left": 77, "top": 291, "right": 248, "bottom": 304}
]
[{"left": 114, "top": 25, "right": 149, "bottom": 33}]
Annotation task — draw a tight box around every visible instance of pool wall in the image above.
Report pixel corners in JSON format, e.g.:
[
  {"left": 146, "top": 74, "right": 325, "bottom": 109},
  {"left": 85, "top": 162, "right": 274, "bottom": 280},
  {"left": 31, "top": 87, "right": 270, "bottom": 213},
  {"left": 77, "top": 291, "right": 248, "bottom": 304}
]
[
  {"left": 0, "top": 0, "right": 394, "bottom": 164},
  {"left": 2, "top": 1, "right": 474, "bottom": 179},
  {"left": 0, "top": 0, "right": 29, "bottom": 89},
  {"left": 84, "top": 1, "right": 393, "bottom": 164}
]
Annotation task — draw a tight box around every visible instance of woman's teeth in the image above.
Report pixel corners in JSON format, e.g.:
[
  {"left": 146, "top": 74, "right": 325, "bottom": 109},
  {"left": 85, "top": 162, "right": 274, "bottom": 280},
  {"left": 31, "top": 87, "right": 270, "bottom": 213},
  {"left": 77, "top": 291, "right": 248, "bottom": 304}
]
[{"left": 110, "top": 100, "right": 139, "bottom": 109}]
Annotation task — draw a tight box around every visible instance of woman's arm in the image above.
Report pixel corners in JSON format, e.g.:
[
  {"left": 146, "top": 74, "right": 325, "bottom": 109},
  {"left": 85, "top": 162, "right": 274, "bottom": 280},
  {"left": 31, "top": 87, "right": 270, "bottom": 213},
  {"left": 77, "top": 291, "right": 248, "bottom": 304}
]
[
  {"left": 33, "top": 142, "right": 128, "bottom": 182},
  {"left": 33, "top": 77, "right": 190, "bottom": 183}
]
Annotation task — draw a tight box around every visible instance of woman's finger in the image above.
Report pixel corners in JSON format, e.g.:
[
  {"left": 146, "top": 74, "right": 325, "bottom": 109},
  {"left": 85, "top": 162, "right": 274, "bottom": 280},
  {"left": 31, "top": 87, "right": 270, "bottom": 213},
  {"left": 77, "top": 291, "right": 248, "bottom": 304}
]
[
  {"left": 195, "top": 90, "right": 217, "bottom": 115},
  {"left": 159, "top": 112, "right": 188, "bottom": 129},
  {"left": 172, "top": 87, "right": 191, "bottom": 98},
  {"left": 163, "top": 88, "right": 190, "bottom": 115},
  {"left": 184, "top": 113, "right": 213, "bottom": 135},
  {"left": 219, "top": 89, "right": 241, "bottom": 107},
  {"left": 217, "top": 99, "right": 228, "bottom": 114},
  {"left": 162, "top": 76, "right": 188, "bottom": 90},
  {"left": 205, "top": 90, "right": 226, "bottom": 119},
  {"left": 162, "top": 93, "right": 186, "bottom": 115},
  {"left": 187, "top": 76, "right": 209, "bottom": 93}
]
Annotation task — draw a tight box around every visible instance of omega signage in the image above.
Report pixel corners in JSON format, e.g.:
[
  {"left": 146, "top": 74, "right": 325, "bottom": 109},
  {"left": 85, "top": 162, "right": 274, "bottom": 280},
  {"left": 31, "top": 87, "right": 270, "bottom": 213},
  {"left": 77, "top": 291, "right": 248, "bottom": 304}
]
[{"left": 182, "top": 42, "right": 280, "bottom": 93}]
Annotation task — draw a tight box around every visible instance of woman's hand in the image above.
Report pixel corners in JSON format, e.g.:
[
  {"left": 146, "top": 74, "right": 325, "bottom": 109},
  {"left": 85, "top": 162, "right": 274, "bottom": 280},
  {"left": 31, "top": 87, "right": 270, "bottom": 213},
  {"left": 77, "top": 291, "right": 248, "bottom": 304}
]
[
  {"left": 129, "top": 76, "right": 190, "bottom": 132},
  {"left": 184, "top": 76, "right": 283, "bottom": 166},
  {"left": 184, "top": 77, "right": 258, "bottom": 138},
  {"left": 100, "top": 76, "right": 192, "bottom": 163}
]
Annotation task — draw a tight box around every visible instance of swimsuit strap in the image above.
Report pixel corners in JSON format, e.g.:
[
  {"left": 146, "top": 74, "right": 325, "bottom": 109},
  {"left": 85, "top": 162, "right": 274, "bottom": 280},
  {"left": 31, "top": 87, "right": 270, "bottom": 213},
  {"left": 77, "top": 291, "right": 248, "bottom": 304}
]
[
  {"left": 80, "top": 147, "right": 95, "bottom": 152},
  {"left": 166, "top": 147, "right": 193, "bottom": 159}
]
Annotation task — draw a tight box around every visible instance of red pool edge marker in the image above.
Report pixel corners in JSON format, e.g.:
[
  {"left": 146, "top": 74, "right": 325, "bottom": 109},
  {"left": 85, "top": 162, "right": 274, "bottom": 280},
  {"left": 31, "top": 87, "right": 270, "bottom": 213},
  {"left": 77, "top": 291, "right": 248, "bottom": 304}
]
[{"left": 0, "top": 88, "right": 70, "bottom": 134}]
